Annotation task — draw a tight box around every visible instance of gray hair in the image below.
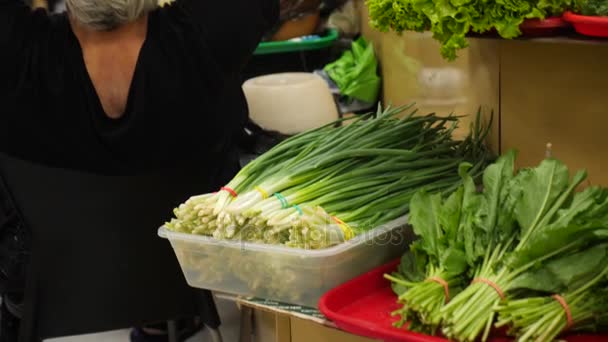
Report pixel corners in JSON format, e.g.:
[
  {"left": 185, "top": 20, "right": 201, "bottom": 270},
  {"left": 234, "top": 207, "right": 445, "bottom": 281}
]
[{"left": 66, "top": 0, "right": 158, "bottom": 31}]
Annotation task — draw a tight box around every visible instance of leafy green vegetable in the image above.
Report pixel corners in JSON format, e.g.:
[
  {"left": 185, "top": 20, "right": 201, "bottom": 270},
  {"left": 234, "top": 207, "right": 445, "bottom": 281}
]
[
  {"left": 365, "top": 0, "right": 572, "bottom": 60},
  {"left": 386, "top": 161, "right": 492, "bottom": 333},
  {"left": 324, "top": 37, "right": 381, "bottom": 103},
  {"left": 577, "top": 0, "right": 608, "bottom": 15},
  {"left": 497, "top": 246, "right": 608, "bottom": 341},
  {"left": 388, "top": 151, "right": 608, "bottom": 341},
  {"left": 509, "top": 243, "right": 608, "bottom": 293},
  {"left": 439, "top": 156, "right": 608, "bottom": 342}
]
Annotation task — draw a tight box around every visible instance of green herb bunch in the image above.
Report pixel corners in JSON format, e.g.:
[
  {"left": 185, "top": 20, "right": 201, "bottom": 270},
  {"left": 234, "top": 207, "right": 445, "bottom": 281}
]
[{"left": 388, "top": 151, "right": 608, "bottom": 341}]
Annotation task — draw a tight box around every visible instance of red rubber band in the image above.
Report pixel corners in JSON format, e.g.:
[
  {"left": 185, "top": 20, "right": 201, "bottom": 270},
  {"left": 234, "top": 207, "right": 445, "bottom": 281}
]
[
  {"left": 427, "top": 276, "right": 450, "bottom": 303},
  {"left": 552, "top": 295, "right": 573, "bottom": 330},
  {"left": 220, "top": 187, "right": 238, "bottom": 198},
  {"left": 472, "top": 278, "right": 506, "bottom": 300}
]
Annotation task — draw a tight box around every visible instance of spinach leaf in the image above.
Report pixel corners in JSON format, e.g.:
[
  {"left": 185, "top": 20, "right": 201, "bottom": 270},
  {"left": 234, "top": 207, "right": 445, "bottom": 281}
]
[
  {"left": 510, "top": 244, "right": 608, "bottom": 293},
  {"left": 513, "top": 159, "right": 573, "bottom": 246},
  {"left": 409, "top": 190, "right": 444, "bottom": 260}
]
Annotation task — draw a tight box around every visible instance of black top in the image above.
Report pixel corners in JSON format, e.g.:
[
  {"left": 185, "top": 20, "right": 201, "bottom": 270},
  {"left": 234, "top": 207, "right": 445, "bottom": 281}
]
[
  {"left": 0, "top": 0, "right": 279, "bottom": 176},
  {"left": 0, "top": 1, "right": 278, "bottom": 338}
]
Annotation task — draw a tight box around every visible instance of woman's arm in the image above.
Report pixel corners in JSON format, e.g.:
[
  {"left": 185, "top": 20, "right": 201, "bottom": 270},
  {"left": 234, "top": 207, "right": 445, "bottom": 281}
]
[
  {"left": 0, "top": 0, "right": 50, "bottom": 89},
  {"left": 0, "top": 1, "right": 53, "bottom": 167},
  {"left": 0, "top": 0, "right": 44, "bottom": 45},
  {"left": 0, "top": 0, "right": 31, "bottom": 69},
  {"left": 174, "top": 0, "right": 279, "bottom": 73}
]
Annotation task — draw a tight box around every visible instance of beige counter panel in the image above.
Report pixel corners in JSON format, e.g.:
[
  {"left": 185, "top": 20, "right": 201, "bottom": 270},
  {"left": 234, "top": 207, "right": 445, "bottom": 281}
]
[
  {"left": 291, "top": 318, "right": 378, "bottom": 342},
  {"left": 379, "top": 32, "right": 500, "bottom": 149},
  {"left": 360, "top": 0, "right": 383, "bottom": 54},
  {"left": 500, "top": 40, "right": 608, "bottom": 185},
  {"left": 360, "top": 4, "right": 500, "bottom": 152}
]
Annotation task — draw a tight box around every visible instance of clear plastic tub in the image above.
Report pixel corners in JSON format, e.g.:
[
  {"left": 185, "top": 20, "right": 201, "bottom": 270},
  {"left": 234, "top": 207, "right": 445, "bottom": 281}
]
[{"left": 158, "top": 216, "right": 412, "bottom": 307}]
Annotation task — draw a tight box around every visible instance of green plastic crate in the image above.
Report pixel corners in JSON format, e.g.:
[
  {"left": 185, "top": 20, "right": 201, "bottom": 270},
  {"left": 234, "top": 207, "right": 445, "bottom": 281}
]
[{"left": 254, "top": 29, "right": 339, "bottom": 55}]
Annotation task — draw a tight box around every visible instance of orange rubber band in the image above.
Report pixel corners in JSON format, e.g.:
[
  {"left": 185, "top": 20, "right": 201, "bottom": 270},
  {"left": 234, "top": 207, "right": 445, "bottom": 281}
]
[
  {"left": 427, "top": 277, "right": 450, "bottom": 303},
  {"left": 220, "top": 187, "right": 238, "bottom": 198},
  {"left": 472, "top": 278, "right": 506, "bottom": 300},
  {"left": 552, "top": 295, "right": 573, "bottom": 330}
]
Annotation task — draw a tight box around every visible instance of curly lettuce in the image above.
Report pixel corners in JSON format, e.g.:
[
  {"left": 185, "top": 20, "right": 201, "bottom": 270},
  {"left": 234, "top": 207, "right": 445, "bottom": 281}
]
[{"left": 366, "top": 0, "right": 571, "bottom": 60}]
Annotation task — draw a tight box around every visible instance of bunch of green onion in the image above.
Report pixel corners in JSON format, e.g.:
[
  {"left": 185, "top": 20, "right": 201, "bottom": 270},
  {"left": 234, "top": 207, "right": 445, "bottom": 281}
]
[{"left": 166, "top": 104, "right": 491, "bottom": 249}]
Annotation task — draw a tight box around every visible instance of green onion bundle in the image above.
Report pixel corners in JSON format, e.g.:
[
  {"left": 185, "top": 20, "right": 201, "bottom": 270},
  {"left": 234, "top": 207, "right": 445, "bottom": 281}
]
[{"left": 166, "top": 104, "right": 491, "bottom": 249}]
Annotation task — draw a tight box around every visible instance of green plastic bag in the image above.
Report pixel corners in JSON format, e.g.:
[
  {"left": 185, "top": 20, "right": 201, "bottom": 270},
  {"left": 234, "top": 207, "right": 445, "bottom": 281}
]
[{"left": 324, "top": 37, "right": 381, "bottom": 104}]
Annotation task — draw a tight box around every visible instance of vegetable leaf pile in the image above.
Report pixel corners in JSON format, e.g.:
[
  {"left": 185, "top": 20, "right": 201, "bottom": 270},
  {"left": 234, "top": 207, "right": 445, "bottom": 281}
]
[
  {"left": 388, "top": 151, "right": 608, "bottom": 341},
  {"left": 366, "top": 0, "right": 572, "bottom": 60}
]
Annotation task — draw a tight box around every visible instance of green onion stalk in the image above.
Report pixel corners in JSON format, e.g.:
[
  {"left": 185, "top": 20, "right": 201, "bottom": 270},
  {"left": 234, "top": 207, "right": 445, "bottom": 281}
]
[
  {"left": 288, "top": 175, "right": 470, "bottom": 249},
  {"left": 218, "top": 115, "right": 461, "bottom": 240},
  {"left": 224, "top": 116, "right": 457, "bottom": 216},
  {"left": 219, "top": 156, "right": 479, "bottom": 248},
  {"left": 166, "top": 113, "right": 349, "bottom": 234},
  {"left": 167, "top": 104, "right": 491, "bottom": 249}
]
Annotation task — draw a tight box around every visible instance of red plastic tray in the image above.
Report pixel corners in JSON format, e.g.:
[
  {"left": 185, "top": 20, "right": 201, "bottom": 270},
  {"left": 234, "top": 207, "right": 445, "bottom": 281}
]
[
  {"left": 319, "top": 260, "right": 608, "bottom": 342},
  {"left": 467, "top": 17, "right": 570, "bottom": 39},
  {"left": 564, "top": 11, "right": 608, "bottom": 37},
  {"left": 520, "top": 17, "right": 571, "bottom": 36}
]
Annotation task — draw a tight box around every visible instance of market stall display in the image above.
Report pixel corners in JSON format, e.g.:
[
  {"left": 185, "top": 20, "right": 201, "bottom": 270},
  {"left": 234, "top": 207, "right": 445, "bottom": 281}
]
[{"left": 160, "top": 105, "right": 492, "bottom": 306}]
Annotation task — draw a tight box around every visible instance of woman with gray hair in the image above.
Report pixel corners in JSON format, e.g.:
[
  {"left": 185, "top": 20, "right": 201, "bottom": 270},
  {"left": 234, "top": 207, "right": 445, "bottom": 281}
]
[
  {"left": 0, "top": 0, "right": 278, "bottom": 340},
  {"left": 65, "top": 0, "right": 159, "bottom": 30}
]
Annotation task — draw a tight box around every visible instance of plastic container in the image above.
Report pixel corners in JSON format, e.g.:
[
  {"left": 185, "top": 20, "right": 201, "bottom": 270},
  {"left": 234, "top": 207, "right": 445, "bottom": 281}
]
[
  {"left": 159, "top": 217, "right": 412, "bottom": 307},
  {"left": 242, "top": 73, "right": 339, "bottom": 135},
  {"left": 563, "top": 11, "right": 608, "bottom": 37},
  {"left": 319, "top": 260, "right": 608, "bottom": 342},
  {"left": 255, "top": 29, "right": 339, "bottom": 55}
]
